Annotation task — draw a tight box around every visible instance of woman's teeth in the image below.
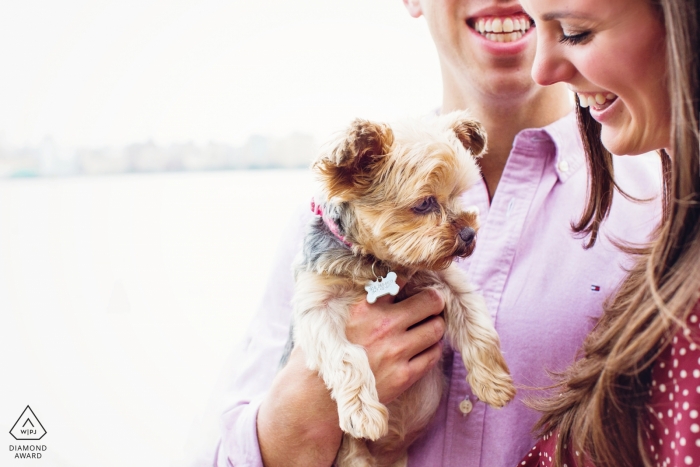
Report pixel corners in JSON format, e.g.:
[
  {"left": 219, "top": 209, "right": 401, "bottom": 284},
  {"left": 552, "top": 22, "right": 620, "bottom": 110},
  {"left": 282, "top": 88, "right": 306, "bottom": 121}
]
[
  {"left": 473, "top": 15, "right": 531, "bottom": 43},
  {"left": 577, "top": 92, "right": 617, "bottom": 108}
]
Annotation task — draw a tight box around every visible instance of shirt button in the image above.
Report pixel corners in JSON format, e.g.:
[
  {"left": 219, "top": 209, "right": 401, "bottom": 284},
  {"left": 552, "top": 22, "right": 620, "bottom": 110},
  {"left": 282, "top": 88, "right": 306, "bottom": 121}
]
[
  {"left": 557, "top": 160, "right": 570, "bottom": 173},
  {"left": 459, "top": 399, "right": 473, "bottom": 414}
]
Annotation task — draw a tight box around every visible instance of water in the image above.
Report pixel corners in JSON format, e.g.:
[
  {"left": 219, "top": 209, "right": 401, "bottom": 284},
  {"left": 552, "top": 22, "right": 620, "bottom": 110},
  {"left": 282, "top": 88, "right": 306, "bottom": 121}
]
[{"left": 0, "top": 169, "right": 312, "bottom": 466}]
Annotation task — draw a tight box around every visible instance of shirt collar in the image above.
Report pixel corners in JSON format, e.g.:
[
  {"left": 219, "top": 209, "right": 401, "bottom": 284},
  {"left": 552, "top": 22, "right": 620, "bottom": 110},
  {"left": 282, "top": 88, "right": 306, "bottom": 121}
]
[
  {"left": 433, "top": 108, "right": 584, "bottom": 183},
  {"left": 509, "top": 110, "right": 584, "bottom": 184}
]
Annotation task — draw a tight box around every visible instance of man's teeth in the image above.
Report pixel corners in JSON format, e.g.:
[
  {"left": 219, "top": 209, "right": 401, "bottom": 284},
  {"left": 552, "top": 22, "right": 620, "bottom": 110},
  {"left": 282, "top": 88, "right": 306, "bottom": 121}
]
[
  {"left": 577, "top": 93, "right": 617, "bottom": 108},
  {"left": 474, "top": 16, "right": 531, "bottom": 42}
]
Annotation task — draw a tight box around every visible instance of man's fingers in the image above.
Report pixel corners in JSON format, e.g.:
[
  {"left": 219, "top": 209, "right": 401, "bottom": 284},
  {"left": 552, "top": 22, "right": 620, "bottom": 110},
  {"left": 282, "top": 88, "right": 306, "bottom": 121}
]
[
  {"left": 405, "top": 341, "right": 444, "bottom": 386},
  {"left": 395, "top": 276, "right": 408, "bottom": 288},
  {"left": 391, "top": 287, "right": 445, "bottom": 328},
  {"left": 403, "top": 314, "right": 446, "bottom": 358}
]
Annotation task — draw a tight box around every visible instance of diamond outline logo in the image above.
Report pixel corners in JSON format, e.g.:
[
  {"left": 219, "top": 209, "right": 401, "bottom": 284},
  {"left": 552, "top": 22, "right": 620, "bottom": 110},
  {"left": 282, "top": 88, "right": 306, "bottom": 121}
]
[{"left": 9, "top": 406, "right": 46, "bottom": 441}]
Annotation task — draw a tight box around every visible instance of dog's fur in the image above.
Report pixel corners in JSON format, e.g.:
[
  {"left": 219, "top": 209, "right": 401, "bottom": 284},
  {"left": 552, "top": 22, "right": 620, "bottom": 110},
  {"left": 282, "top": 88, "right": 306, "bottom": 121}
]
[{"left": 291, "top": 111, "right": 516, "bottom": 467}]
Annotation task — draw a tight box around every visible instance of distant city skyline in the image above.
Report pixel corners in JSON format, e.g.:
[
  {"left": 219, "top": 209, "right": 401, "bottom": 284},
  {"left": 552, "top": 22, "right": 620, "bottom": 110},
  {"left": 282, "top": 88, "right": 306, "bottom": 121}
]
[
  {"left": 0, "top": 0, "right": 442, "bottom": 149},
  {"left": 0, "top": 132, "right": 316, "bottom": 177}
]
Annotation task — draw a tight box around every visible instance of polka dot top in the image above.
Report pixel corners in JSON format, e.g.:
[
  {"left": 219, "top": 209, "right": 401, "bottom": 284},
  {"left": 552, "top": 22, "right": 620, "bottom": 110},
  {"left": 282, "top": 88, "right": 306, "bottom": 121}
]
[{"left": 519, "top": 302, "right": 700, "bottom": 467}]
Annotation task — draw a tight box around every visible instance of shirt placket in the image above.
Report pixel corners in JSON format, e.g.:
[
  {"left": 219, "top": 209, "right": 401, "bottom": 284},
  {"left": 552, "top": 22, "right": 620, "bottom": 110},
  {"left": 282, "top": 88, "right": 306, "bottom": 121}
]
[{"left": 443, "top": 131, "right": 555, "bottom": 467}]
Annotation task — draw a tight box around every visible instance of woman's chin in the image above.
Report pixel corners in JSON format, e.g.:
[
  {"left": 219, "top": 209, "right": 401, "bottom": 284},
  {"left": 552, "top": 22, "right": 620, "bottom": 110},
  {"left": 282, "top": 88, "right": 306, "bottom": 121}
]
[
  {"left": 600, "top": 121, "right": 670, "bottom": 156},
  {"left": 600, "top": 130, "right": 646, "bottom": 156},
  {"left": 596, "top": 127, "right": 621, "bottom": 155}
]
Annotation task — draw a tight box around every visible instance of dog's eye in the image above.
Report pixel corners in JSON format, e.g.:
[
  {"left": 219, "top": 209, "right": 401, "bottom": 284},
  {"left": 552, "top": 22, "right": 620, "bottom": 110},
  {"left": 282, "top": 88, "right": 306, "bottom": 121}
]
[{"left": 412, "top": 196, "right": 439, "bottom": 214}]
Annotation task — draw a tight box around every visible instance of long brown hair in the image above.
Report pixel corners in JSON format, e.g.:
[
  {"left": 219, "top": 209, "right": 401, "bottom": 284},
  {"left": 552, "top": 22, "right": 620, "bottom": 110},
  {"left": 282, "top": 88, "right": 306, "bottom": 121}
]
[{"left": 532, "top": 0, "right": 700, "bottom": 466}]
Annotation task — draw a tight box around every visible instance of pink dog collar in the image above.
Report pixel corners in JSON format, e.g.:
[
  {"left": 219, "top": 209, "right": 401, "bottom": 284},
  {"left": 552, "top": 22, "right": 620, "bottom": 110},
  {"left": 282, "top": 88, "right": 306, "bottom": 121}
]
[{"left": 311, "top": 199, "right": 353, "bottom": 248}]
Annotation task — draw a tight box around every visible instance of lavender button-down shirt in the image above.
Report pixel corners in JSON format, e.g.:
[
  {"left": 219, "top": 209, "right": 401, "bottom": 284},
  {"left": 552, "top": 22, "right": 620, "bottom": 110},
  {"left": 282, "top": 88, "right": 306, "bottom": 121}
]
[{"left": 213, "top": 112, "right": 662, "bottom": 467}]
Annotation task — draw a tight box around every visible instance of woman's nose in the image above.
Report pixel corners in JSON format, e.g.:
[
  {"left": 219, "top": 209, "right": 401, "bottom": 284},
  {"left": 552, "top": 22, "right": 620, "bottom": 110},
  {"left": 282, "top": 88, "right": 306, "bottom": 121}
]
[{"left": 531, "top": 36, "right": 576, "bottom": 86}]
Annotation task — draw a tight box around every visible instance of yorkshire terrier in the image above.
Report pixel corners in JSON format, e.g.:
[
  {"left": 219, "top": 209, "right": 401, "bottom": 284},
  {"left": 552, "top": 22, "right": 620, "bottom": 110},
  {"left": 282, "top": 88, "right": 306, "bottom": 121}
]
[{"left": 290, "top": 110, "right": 516, "bottom": 467}]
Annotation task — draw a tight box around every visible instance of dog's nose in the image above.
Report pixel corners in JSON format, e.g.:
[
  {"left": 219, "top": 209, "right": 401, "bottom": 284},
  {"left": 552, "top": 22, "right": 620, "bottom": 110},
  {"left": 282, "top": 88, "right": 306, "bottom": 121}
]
[{"left": 459, "top": 227, "right": 476, "bottom": 245}]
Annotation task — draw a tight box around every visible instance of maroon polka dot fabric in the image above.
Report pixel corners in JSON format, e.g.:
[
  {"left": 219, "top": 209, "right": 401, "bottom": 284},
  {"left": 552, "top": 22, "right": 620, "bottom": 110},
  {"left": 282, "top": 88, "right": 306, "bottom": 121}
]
[
  {"left": 517, "top": 430, "right": 592, "bottom": 467},
  {"left": 519, "top": 303, "right": 700, "bottom": 467}
]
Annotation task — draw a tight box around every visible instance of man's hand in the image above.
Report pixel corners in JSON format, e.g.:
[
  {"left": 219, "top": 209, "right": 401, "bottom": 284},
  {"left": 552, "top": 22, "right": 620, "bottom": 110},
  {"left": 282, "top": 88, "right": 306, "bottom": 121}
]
[
  {"left": 345, "top": 286, "right": 446, "bottom": 405},
  {"left": 257, "top": 286, "right": 445, "bottom": 467}
]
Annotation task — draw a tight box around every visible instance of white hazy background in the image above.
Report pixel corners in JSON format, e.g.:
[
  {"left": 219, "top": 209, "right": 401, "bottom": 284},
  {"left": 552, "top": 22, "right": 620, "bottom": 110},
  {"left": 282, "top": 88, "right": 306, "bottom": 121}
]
[
  {"left": 0, "top": 0, "right": 440, "bottom": 148},
  {"left": 0, "top": 1, "right": 441, "bottom": 466}
]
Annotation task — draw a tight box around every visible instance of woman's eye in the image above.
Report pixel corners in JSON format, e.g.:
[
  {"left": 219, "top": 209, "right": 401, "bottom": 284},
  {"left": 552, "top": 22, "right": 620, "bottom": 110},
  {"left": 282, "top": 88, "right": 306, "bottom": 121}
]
[
  {"left": 558, "top": 30, "right": 592, "bottom": 45},
  {"left": 412, "top": 196, "right": 439, "bottom": 214}
]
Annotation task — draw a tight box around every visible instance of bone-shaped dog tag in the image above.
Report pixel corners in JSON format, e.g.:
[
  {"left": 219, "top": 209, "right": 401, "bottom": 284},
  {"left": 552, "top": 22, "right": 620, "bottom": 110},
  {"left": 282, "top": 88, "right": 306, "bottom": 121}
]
[{"left": 365, "top": 271, "right": 400, "bottom": 304}]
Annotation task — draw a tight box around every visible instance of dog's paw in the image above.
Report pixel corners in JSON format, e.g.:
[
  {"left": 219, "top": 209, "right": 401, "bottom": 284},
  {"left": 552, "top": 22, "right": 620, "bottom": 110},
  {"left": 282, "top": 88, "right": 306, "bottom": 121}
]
[
  {"left": 467, "top": 367, "right": 516, "bottom": 409},
  {"left": 338, "top": 399, "right": 389, "bottom": 440}
]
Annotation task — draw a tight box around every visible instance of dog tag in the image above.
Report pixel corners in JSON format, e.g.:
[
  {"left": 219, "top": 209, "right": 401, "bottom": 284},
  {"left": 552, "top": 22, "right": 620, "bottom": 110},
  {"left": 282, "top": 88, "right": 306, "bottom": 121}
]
[{"left": 365, "top": 271, "right": 400, "bottom": 304}]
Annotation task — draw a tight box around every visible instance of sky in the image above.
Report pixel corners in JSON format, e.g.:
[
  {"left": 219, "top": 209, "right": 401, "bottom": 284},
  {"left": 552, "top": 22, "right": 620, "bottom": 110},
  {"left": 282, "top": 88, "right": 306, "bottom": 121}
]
[{"left": 0, "top": 0, "right": 442, "bottom": 149}]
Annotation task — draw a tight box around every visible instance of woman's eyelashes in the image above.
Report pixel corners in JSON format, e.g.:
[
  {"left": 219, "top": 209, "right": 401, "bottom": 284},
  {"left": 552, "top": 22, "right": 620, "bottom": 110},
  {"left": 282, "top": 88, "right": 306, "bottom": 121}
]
[{"left": 558, "top": 30, "right": 592, "bottom": 45}]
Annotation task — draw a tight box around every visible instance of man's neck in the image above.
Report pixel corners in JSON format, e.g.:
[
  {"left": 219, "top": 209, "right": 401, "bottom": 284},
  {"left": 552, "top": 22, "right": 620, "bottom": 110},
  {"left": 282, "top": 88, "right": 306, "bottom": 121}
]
[{"left": 442, "top": 82, "right": 572, "bottom": 200}]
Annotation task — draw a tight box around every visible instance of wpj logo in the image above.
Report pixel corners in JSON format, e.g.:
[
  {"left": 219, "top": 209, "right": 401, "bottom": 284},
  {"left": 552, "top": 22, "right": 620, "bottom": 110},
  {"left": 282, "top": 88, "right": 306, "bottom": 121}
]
[
  {"left": 8, "top": 406, "right": 47, "bottom": 459},
  {"left": 10, "top": 406, "right": 46, "bottom": 440}
]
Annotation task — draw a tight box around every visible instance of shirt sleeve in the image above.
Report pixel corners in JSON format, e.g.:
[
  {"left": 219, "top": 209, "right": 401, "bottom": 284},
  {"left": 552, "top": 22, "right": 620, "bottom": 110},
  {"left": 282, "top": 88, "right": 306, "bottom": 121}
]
[{"left": 213, "top": 203, "right": 312, "bottom": 466}]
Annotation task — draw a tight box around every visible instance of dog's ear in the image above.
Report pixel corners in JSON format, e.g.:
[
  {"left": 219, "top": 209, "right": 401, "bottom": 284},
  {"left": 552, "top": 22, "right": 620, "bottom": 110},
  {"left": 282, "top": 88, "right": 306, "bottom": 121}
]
[
  {"left": 451, "top": 118, "right": 487, "bottom": 157},
  {"left": 313, "top": 119, "right": 394, "bottom": 200}
]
